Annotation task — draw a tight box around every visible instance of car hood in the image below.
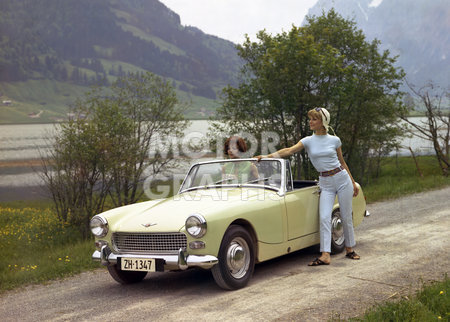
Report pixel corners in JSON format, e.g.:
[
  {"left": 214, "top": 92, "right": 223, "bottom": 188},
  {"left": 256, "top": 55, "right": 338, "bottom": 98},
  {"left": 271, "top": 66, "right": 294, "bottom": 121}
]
[{"left": 104, "top": 187, "right": 271, "bottom": 233}]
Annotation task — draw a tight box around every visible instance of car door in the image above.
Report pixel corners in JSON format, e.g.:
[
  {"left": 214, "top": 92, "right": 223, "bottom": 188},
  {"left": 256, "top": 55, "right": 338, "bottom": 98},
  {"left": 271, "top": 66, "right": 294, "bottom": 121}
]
[
  {"left": 283, "top": 165, "right": 320, "bottom": 240},
  {"left": 285, "top": 187, "right": 320, "bottom": 240}
]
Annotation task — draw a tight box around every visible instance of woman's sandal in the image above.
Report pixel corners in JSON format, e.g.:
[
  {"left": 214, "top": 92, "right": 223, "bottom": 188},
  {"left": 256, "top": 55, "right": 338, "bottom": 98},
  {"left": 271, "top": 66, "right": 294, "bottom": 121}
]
[
  {"left": 308, "top": 258, "right": 330, "bottom": 266},
  {"left": 345, "top": 251, "right": 360, "bottom": 260}
]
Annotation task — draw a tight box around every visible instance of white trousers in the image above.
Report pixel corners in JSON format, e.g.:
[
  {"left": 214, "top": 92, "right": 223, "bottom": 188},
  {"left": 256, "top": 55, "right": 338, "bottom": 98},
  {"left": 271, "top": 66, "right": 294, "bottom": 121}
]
[{"left": 318, "top": 169, "right": 356, "bottom": 253}]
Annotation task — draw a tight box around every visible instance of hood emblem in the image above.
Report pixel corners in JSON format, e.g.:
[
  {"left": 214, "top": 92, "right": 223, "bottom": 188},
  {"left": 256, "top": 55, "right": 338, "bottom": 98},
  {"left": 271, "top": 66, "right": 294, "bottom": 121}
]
[{"left": 142, "top": 222, "right": 157, "bottom": 228}]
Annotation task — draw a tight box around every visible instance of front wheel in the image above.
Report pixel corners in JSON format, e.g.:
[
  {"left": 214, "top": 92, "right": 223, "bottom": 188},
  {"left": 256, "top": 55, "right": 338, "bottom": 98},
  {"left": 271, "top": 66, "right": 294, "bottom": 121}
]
[
  {"left": 211, "top": 225, "right": 255, "bottom": 290},
  {"left": 107, "top": 264, "right": 147, "bottom": 284},
  {"left": 331, "top": 209, "right": 345, "bottom": 254}
]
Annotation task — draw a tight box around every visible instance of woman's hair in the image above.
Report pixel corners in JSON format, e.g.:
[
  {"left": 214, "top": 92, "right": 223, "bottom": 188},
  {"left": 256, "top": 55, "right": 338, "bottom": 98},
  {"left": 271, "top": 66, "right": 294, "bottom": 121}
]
[
  {"left": 307, "top": 107, "right": 331, "bottom": 133},
  {"left": 307, "top": 108, "right": 323, "bottom": 121},
  {"left": 223, "top": 136, "right": 248, "bottom": 155}
]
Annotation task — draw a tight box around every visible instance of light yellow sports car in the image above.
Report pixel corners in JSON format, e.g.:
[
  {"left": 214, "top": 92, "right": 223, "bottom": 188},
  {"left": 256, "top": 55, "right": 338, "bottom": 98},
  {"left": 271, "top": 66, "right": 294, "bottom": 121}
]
[{"left": 91, "top": 158, "right": 367, "bottom": 290}]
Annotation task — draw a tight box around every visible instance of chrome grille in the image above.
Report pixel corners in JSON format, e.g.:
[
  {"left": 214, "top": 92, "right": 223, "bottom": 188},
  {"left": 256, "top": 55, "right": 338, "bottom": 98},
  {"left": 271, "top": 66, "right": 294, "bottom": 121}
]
[{"left": 112, "top": 232, "right": 187, "bottom": 254}]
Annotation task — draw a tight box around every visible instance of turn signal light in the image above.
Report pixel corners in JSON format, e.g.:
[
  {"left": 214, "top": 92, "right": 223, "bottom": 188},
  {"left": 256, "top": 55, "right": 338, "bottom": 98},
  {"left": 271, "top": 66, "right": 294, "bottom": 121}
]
[{"left": 189, "top": 241, "right": 205, "bottom": 249}]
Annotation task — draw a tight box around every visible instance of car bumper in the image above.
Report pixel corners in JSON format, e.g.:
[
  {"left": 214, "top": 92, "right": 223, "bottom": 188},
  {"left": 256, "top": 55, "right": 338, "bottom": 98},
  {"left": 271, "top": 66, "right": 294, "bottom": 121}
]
[{"left": 92, "top": 245, "right": 218, "bottom": 271}]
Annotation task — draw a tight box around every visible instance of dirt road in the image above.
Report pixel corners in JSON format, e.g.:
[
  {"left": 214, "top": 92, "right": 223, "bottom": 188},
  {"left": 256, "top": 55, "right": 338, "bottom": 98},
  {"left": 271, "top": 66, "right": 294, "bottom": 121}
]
[{"left": 1, "top": 187, "right": 449, "bottom": 321}]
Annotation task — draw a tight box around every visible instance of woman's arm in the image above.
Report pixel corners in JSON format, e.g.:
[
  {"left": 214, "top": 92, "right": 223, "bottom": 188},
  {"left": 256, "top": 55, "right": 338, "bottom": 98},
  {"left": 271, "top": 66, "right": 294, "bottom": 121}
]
[
  {"left": 336, "top": 147, "right": 359, "bottom": 197},
  {"left": 249, "top": 163, "right": 260, "bottom": 182},
  {"left": 256, "top": 141, "right": 304, "bottom": 160}
]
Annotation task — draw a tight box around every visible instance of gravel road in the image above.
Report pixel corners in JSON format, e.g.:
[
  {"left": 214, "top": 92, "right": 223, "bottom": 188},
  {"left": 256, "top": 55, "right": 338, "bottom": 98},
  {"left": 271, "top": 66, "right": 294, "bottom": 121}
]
[{"left": 1, "top": 187, "right": 449, "bottom": 321}]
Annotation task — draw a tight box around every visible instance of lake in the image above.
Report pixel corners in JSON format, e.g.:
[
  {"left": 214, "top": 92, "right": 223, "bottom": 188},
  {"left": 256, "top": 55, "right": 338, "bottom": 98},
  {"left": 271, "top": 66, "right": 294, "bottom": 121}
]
[
  {"left": 0, "top": 118, "right": 439, "bottom": 161},
  {"left": 0, "top": 120, "right": 213, "bottom": 197},
  {"left": 0, "top": 120, "right": 213, "bottom": 161},
  {"left": 0, "top": 118, "right": 443, "bottom": 200}
]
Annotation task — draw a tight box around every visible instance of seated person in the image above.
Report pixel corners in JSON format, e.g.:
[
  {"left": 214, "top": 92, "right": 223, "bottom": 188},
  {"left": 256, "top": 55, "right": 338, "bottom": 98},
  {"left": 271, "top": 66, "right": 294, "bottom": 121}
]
[{"left": 222, "top": 136, "right": 259, "bottom": 183}]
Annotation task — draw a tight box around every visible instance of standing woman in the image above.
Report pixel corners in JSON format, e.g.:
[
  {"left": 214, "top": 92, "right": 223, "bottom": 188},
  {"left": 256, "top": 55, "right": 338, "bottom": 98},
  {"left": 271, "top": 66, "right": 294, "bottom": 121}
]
[{"left": 256, "top": 108, "right": 360, "bottom": 266}]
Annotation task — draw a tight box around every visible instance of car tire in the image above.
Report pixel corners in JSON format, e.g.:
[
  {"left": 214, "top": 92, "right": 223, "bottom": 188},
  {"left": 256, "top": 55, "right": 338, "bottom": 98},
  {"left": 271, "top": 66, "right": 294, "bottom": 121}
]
[
  {"left": 107, "top": 264, "right": 147, "bottom": 284},
  {"left": 331, "top": 209, "right": 345, "bottom": 254},
  {"left": 211, "top": 225, "right": 255, "bottom": 290}
]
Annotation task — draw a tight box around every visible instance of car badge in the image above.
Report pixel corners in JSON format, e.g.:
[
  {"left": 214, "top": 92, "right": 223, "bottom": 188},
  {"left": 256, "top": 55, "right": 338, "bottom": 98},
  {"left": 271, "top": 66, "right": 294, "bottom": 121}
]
[{"left": 142, "top": 222, "right": 157, "bottom": 228}]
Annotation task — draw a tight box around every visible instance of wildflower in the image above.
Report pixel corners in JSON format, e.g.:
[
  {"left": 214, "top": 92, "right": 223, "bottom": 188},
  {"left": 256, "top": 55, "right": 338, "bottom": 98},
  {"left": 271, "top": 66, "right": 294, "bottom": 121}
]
[
  {"left": 58, "top": 258, "right": 62, "bottom": 261},
  {"left": 439, "top": 291, "right": 444, "bottom": 295},
  {"left": 438, "top": 316, "right": 441, "bottom": 320}
]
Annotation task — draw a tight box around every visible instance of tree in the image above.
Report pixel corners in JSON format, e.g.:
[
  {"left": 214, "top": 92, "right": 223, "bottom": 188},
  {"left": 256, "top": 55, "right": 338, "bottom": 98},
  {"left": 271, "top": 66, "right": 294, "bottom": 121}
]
[
  {"left": 40, "top": 72, "right": 188, "bottom": 237},
  {"left": 212, "top": 10, "right": 405, "bottom": 182},
  {"left": 400, "top": 81, "right": 449, "bottom": 176},
  {"left": 108, "top": 72, "right": 189, "bottom": 206},
  {"left": 41, "top": 91, "right": 130, "bottom": 237},
  {"left": 302, "top": 11, "right": 406, "bottom": 181}
]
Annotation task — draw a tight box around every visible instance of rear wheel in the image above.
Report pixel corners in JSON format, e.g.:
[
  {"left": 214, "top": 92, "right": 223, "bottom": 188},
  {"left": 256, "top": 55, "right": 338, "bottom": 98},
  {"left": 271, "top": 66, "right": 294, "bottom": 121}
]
[
  {"left": 331, "top": 209, "right": 345, "bottom": 254},
  {"left": 107, "top": 264, "right": 147, "bottom": 284},
  {"left": 211, "top": 225, "right": 255, "bottom": 290}
]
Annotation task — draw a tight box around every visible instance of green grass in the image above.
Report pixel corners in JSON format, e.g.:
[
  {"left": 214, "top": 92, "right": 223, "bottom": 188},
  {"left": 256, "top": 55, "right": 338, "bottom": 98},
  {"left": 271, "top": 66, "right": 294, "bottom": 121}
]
[
  {"left": 351, "top": 277, "right": 450, "bottom": 321},
  {"left": 116, "top": 21, "right": 187, "bottom": 56},
  {"left": 0, "top": 78, "right": 220, "bottom": 123},
  {"left": 0, "top": 80, "right": 88, "bottom": 123},
  {"left": 180, "top": 91, "right": 221, "bottom": 119},
  {"left": 0, "top": 204, "right": 98, "bottom": 292},
  {"left": 362, "top": 155, "right": 450, "bottom": 203}
]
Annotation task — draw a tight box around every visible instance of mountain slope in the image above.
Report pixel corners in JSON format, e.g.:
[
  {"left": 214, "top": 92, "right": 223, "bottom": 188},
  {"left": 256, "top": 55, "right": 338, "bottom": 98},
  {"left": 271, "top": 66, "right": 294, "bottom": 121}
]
[
  {"left": 305, "top": 0, "right": 449, "bottom": 87},
  {"left": 0, "top": 0, "right": 241, "bottom": 122}
]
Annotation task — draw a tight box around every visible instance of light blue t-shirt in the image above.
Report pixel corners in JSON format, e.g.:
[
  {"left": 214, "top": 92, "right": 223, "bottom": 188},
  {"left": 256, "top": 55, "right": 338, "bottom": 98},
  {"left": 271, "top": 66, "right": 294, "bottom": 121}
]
[{"left": 300, "top": 134, "right": 342, "bottom": 172}]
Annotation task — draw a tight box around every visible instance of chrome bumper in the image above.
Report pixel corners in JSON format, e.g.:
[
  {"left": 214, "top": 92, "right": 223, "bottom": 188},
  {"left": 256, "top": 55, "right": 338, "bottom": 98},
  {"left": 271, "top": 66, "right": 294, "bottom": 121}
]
[{"left": 92, "top": 245, "right": 218, "bottom": 270}]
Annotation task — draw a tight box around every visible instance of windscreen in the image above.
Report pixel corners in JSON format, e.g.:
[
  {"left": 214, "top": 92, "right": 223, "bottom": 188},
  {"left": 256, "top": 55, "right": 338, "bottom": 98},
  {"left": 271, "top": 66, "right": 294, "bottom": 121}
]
[{"left": 180, "top": 159, "right": 283, "bottom": 192}]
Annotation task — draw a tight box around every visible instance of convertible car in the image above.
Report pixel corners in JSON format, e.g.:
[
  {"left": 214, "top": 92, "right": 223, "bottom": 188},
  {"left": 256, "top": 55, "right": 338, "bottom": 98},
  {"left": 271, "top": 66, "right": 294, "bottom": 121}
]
[{"left": 91, "top": 158, "right": 367, "bottom": 290}]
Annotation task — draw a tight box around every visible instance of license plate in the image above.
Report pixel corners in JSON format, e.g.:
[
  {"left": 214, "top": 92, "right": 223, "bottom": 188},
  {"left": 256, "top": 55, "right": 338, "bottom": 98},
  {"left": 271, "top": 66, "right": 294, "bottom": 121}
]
[{"left": 121, "top": 258, "right": 156, "bottom": 272}]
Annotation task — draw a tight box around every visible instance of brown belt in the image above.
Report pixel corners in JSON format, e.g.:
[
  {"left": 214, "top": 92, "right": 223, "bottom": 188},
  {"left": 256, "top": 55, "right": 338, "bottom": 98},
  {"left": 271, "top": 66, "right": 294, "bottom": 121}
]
[{"left": 320, "top": 166, "right": 344, "bottom": 177}]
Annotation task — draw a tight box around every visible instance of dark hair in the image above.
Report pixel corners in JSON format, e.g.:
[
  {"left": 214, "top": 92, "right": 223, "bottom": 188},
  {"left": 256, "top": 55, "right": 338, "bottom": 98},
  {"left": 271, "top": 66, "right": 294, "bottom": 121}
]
[{"left": 223, "top": 136, "right": 248, "bottom": 155}]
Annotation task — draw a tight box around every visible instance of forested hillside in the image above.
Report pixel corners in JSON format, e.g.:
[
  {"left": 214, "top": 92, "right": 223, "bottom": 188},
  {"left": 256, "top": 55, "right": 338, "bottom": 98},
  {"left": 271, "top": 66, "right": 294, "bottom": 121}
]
[{"left": 0, "top": 0, "right": 241, "bottom": 122}]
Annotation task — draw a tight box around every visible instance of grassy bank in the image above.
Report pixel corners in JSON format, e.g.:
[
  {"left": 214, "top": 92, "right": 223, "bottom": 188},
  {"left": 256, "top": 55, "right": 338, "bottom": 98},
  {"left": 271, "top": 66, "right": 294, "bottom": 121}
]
[
  {"left": 351, "top": 277, "right": 449, "bottom": 321},
  {"left": 0, "top": 79, "right": 218, "bottom": 123},
  {"left": 363, "top": 155, "right": 450, "bottom": 203},
  {"left": 0, "top": 205, "right": 98, "bottom": 291}
]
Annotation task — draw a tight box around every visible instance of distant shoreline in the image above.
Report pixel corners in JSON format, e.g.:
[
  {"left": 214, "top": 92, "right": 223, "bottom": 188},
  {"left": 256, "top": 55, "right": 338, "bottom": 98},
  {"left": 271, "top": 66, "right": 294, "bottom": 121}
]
[
  {"left": 0, "top": 159, "right": 43, "bottom": 168},
  {"left": 0, "top": 114, "right": 432, "bottom": 127},
  {"left": 0, "top": 159, "right": 48, "bottom": 202},
  {"left": 0, "top": 117, "right": 215, "bottom": 126},
  {"left": 0, "top": 185, "right": 50, "bottom": 202}
]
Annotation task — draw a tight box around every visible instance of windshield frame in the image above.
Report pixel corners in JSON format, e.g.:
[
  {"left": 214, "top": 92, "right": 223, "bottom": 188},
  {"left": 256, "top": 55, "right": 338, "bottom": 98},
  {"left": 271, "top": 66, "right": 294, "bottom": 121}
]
[{"left": 178, "top": 158, "right": 288, "bottom": 196}]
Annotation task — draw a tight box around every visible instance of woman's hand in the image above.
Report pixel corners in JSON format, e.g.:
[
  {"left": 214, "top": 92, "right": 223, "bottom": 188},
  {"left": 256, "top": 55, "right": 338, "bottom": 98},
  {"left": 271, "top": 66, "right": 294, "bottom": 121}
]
[
  {"left": 352, "top": 182, "right": 359, "bottom": 197},
  {"left": 254, "top": 155, "right": 266, "bottom": 162}
]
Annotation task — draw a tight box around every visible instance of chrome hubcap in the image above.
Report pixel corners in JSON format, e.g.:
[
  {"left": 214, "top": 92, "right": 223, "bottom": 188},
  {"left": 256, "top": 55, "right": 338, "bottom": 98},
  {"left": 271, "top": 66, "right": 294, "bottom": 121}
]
[
  {"left": 226, "top": 237, "right": 250, "bottom": 278},
  {"left": 332, "top": 212, "right": 345, "bottom": 246}
]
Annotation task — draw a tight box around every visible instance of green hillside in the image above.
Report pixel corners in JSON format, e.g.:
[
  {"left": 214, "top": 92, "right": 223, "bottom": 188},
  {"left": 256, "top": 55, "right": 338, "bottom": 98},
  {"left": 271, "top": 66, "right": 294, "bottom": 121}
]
[
  {"left": 0, "top": 79, "right": 219, "bottom": 123},
  {"left": 0, "top": 0, "right": 240, "bottom": 123}
]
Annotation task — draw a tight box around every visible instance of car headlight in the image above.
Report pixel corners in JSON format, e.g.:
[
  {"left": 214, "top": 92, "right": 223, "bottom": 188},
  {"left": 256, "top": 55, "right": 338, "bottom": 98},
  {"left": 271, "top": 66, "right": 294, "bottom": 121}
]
[
  {"left": 90, "top": 215, "right": 108, "bottom": 237},
  {"left": 185, "top": 214, "right": 207, "bottom": 238}
]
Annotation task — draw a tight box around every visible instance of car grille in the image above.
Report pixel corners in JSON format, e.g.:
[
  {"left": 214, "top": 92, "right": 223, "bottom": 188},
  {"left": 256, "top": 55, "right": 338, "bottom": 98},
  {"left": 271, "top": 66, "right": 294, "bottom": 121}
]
[{"left": 112, "top": 232, "right": 187, "bottom": 254}]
